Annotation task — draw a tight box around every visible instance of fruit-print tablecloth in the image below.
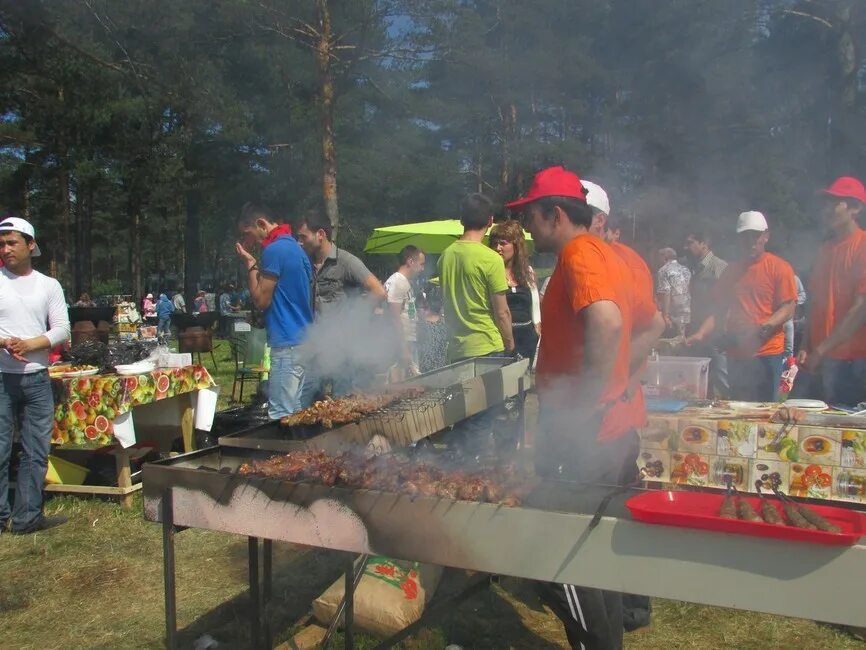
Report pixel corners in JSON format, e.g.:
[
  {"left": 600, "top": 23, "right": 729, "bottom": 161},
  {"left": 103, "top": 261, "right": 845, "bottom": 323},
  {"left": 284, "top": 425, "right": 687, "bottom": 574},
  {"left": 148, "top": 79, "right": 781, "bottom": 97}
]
[{"left": 51, "top": 365, "right": 215, "bottom": 447}]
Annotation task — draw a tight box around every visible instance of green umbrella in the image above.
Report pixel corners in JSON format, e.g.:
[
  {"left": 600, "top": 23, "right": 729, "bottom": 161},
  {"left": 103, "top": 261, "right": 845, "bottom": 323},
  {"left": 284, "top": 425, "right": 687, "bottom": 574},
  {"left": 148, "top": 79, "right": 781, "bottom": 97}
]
[{"left": 364, "top": 219, "right": 533, "bottom": 254}]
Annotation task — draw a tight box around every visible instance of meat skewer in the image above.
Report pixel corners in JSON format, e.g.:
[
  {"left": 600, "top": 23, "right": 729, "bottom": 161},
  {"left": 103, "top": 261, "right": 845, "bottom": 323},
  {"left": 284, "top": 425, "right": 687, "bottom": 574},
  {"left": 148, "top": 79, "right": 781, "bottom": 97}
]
[
  {"left": 737, "top": 499, "right": 762, "bottom": 522},
  {"left": 719, "top": 477, "right": 737, "bottom": 519},
  {"left": 796, "top": 506, "right": 841, "bottom": 533},
  {"left": 753, "top": 481, "right": 784, "bottom": 525},
  {"left": 771, "top": 486, "right": 839, "bottom": 532}
]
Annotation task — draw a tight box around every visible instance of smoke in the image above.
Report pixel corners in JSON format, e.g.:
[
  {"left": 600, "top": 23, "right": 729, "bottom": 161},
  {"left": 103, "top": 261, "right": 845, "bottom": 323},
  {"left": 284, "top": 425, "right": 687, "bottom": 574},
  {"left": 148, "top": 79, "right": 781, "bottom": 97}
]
[{"left": 300, "top": 296, "right": 398, "bottom": 383}]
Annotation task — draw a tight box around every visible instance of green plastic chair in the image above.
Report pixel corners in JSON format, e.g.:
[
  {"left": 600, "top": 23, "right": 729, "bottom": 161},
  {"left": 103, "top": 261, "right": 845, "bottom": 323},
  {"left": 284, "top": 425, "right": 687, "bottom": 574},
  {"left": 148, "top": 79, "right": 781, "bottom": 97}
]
[{"left": 229, "top": 328, "right": 267, "bottom": 403}]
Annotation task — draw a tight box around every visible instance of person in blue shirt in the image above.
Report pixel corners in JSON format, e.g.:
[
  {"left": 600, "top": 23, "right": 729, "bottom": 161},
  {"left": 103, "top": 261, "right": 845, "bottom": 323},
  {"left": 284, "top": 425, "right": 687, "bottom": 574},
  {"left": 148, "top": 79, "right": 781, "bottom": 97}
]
[
  {"left": 235, "top": 202, "right": 313, "bottom": 418},
  {"left": 155, "top": 293, "right": 174, "bottom": 341}
]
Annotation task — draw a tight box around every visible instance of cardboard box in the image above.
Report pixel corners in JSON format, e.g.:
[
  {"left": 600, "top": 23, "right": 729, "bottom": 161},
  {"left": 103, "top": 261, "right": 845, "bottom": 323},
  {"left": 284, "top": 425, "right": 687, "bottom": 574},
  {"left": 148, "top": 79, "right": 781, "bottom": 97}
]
[
  {"left": 755, "top": 423, "right": 799, "bottom": 461},
  {"left": 639, "top": 416, "right": 677, "bottom": 450},
  {"left": 751, "top": 460, "right": 790, "bottom": 494},
  {"left": 708, "top": 455, "right": 750, "bottom": 491},
  {"left": 797, "top": 427, "right": 841, "bottom": 466},
  {"left": 676, "top": 419, "right": 717, "bottom": 454},
  {"left": 717, "top": 419, "right": 758, "bottom": 458},
  {"left": 840, "top": 429, "right": 866, "bottom": 469},
  {"left": 832, "top": 466, "right": 866, "bottom": 503},
  {"left": 637, "top": 449, "right": 671, "bottom": 482},
  {"left": 789, "top": 462, "right": 834, "bottom": 499},
  {"left": 670, "top": 451, "right": 710, "bottom": 486}
]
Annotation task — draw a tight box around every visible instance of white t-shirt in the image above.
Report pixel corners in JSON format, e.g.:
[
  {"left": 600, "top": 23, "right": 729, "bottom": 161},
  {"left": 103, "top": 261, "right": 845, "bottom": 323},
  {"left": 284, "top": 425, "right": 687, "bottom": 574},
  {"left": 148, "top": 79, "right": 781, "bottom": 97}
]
[
  {"left": 0, "top": 268, "right": 70, "bottom": 374},
  {"left": 384, "top": 271, "right": 417, "bottom": 342}
]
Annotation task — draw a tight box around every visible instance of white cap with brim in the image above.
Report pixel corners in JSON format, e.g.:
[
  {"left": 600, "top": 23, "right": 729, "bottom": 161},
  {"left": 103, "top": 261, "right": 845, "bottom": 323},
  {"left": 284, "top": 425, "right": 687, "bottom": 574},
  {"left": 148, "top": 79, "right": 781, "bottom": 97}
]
[
  {"left": 0, "top": 216, "right": 41, "bottom": 256},
  {"left": 736, "top": 211, "right": 768, "bottom": 233},
  {"left": 581, "top": 180, "right": 610, "bottom": 216}
]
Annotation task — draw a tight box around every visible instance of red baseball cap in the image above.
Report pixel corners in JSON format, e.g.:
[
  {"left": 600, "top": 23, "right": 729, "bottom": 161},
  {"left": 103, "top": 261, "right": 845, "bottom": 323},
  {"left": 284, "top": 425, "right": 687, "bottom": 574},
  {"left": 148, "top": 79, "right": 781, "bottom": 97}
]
[
  {"left": 505, "top": 166, "right": 587, "bottom": 209},
  {"left": 821, "top": 176, "right": 866, "bottom": 203}
]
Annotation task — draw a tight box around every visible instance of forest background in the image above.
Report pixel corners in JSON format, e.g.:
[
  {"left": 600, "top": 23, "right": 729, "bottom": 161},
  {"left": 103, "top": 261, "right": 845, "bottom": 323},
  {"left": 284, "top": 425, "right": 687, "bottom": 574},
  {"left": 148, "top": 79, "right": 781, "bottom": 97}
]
[{"left": 1, "top": 0, "right": 864, "bottom": 300}]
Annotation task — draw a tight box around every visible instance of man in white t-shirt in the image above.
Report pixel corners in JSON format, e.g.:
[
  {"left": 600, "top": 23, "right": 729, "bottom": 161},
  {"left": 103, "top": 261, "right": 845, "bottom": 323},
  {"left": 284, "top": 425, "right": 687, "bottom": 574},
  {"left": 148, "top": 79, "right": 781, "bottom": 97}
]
[
  {"left": 0, "top": 215, "right": 70, "bottom": 534},
  {"left": 384, "top": 245, "right": 426, "bottom": 378}
]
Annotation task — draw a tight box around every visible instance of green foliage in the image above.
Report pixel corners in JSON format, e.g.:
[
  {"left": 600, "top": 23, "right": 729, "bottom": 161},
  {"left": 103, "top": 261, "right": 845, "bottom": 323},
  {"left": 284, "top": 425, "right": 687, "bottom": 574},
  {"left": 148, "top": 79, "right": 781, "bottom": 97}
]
[{"left": 0, "top": 0, "right": 864, "bottom": 293}]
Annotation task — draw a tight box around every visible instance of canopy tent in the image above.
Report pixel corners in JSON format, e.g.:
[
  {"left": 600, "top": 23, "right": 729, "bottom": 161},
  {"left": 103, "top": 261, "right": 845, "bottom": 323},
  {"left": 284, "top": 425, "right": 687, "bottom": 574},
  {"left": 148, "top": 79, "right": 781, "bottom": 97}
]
[{"left": 364, "top": 219, "right": 533, "bottom": 255}]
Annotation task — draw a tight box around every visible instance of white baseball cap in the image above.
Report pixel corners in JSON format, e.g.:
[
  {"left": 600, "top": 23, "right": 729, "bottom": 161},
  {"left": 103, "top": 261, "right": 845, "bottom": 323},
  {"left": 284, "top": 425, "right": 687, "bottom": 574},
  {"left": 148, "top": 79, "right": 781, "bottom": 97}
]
[
  {"left": 0, "top": 216, "right": 41, "bottom": 256},
  {"left": 736, "top": 211, "right": 768, "bottom": 233},
  {"left": 581, "top": 180, "right": 610, "bottom": 216}
]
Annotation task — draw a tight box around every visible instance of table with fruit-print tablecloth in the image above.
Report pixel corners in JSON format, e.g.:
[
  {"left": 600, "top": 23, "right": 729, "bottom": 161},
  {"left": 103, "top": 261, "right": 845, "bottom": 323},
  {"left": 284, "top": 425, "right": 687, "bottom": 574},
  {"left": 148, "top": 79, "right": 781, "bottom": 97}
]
[{"left": 51, "top": 365, "right": 216, "bottom": 447}]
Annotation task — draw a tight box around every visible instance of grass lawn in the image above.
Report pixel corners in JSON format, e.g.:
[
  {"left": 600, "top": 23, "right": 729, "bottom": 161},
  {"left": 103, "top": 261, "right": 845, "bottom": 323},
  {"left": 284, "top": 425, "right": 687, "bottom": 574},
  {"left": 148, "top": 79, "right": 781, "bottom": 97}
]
[{"left": 1, "top": 339, "right": 863, "bottom": 648}]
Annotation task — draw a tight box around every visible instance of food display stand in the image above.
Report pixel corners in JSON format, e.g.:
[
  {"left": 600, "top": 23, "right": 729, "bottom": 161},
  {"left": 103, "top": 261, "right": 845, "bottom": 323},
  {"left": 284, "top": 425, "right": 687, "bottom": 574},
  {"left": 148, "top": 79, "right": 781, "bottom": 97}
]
[
  {"left": 48, "top": 365, "right": 219, "bottom": 507},
  {"left": 638, "top": 404, "right": 866, "bottom": 505}
]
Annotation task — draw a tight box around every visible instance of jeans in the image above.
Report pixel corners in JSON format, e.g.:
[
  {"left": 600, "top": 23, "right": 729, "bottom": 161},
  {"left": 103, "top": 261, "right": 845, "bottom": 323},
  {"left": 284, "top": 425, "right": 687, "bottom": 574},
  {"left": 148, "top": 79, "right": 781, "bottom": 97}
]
[
  {"left": 268, "top": 345, "right": 305, "bottom": 419},
  {"left": 690, "top": 340, "right": 729, "bottom": 399},
  {"left": 821, "top": 359, "right": 866, "bottom": 407},
  {"left": 157, "top": 317, "right": 171, "bottom": 338},
  {"left": 0, "top": 370, "right": 54, "bottom": 530},
  {"left": 728, "top": 353, "right": 786, "bottom": 402}
]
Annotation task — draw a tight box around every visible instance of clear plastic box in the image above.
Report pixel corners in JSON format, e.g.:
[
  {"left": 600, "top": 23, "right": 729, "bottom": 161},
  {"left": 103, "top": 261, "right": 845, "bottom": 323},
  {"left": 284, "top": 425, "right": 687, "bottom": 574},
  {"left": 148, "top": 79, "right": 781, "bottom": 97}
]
[{"left": 643, "top": 356, "right": 711, "bottom": 400}]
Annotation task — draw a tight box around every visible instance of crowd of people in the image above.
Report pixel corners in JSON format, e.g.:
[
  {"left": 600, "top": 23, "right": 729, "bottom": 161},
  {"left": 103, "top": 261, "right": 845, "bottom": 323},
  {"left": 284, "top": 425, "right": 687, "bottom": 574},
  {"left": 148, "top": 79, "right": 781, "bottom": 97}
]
[{"left": 1, "top": 165, "right": 865, "bottom": 646}]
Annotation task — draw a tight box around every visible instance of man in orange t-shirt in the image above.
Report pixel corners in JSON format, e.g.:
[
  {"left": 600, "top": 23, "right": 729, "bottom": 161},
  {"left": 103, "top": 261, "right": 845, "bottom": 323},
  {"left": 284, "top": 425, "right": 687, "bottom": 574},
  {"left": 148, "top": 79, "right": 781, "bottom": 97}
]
[
  {"left": 799, "top": 176, "right": 866, "bottom": 406},
  {"left": 506, "top": 166, "right": 637, "bottom": 650},
  {"left": 585, "top": 180, "right": 662, "bottom": 635},
  {"left": 686, "top": 211, "right": 796, "bottom": 401}
]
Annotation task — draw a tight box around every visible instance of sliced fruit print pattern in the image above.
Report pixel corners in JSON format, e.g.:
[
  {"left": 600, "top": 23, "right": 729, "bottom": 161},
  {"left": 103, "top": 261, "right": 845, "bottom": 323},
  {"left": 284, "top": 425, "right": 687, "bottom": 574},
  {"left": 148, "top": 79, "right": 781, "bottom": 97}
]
[{"left": 51, "top": 366, "right": 214, "bottom": 446}]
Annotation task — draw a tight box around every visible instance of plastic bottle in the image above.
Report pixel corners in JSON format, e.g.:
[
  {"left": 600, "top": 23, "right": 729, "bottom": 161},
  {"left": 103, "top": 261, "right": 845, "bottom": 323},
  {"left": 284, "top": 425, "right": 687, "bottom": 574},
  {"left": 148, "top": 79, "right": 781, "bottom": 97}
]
[{"left": 778, "top": 355, "right": 798, "bottom": 396}]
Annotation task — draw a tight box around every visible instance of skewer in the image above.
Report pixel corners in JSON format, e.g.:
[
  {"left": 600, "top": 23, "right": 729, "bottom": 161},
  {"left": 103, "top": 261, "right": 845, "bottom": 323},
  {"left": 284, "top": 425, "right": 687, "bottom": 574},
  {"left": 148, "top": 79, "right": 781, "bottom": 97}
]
[
  {"left": 771, "top": 486, "right": 840, "bottom": 532},
  {"left": 753, "top": 481, "right": 784, "bottom": 525}
]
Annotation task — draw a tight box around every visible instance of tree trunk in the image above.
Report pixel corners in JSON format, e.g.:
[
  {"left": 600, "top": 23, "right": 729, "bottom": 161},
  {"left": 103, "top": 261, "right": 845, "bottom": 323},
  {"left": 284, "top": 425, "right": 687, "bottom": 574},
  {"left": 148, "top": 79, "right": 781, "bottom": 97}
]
[
  {"left": 316, "top": 0, "right": 340, "bottom": 240},
  {"left": 183, "top": 189, "right": 201, "bottom": 310},
  {"left": 129, "top": 193, "right": 142, "bottom": 303},
  {"left": 57, "top": 148, "right": 71, "bottom": 285},
  {"left": 74, "top": 182, "right": 94, "bottom": 298}
]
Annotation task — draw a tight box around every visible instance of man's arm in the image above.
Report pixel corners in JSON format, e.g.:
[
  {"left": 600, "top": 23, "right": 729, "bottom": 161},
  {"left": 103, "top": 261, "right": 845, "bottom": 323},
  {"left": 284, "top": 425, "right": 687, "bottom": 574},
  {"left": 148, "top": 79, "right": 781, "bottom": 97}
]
[
  {"left": 236, "top": 243, "right": 277, "bottom": 310},
  {"left": 802, "top": 295, "right": 866, "bottom": 368},
  {"left": 761, "top": 300, "right": 795, "bottom": 335},
  {"left": 363, "top": 273, "right": 387, "bottom": 303},
  {"left": 630, "top": 310, "right": 665, "bottom": 375},
  {"left": 657, "top": 290, "right": 671, "bottom": 326},
  {"left": 491, "top": 291, "right": 515, "bottom": 353},
  {"left": 576, "top": 300, "right": 623, "bottom": 410}
]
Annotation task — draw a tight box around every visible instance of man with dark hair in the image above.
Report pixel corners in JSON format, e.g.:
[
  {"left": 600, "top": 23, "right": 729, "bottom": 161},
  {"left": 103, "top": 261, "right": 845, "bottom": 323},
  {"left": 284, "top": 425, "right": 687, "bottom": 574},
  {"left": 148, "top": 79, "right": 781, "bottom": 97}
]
[
  {"left": 507, "top": 167, "right": 637, "bottom": 650},
  {"left": 799, "top": 176, "right": 866, "bottom": 405},
  {"left": 384, "top": 245, "right": 426, "bottom": 379},
  {"left": 439, "top": 193, "right": 514, "bottom": 363},
  {"left": 295, "top": 210, "right": 386, "bottom": 315},
  {"left": 687, "top": 211, "right": 796, "bottom": 401},
  {"left": 584, "top": 180, "right": 662, "bottom": 633},
  {"left": 0, "top": 215, "right": 70, "bottom": 533},
  {"left": 235, "top": 203, "right": 312, "bottom": 419},
  {"left": 684, "top": 231, "right": 729, "bottom": 398}
]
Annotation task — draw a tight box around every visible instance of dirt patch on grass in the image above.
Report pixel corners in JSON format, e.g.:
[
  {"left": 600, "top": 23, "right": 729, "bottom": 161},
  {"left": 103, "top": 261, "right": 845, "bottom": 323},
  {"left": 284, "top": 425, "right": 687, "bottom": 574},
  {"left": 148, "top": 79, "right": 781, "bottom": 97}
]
[
  {"left": 0, "top": 582, "right": 32, "bottom": 615},
  {"left": 55, "top": 559, "right": 132, "bottom": 593}
]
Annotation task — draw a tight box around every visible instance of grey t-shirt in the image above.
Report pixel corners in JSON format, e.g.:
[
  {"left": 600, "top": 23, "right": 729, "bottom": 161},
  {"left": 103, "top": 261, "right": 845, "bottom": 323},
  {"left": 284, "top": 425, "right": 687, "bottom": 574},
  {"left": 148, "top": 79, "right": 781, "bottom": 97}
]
[{"left": 314, "top": 246, "right": 373, "bottom": 315}]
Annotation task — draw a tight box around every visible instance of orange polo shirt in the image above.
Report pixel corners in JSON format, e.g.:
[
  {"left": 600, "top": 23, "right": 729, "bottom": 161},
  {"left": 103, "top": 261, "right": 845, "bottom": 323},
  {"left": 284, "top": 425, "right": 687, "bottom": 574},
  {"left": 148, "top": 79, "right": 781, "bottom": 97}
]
[
  {"left": 537, "top": 234, "right": 634, "bottom": 441},
  {"left": 808, "top": 229, "right": 866, "bottom": 360},
  {"left": 713, "top": 252, "right": 797, "bottom": 358}
]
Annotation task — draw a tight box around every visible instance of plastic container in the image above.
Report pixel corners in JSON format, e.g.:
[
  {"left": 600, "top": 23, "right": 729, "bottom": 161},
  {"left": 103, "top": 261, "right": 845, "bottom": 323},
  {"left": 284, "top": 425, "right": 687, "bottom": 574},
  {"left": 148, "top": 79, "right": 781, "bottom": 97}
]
[
  {"left": 45, "top": 455, "right": 89, "bottom": 485},
  {"left": 626, "top": 490, "right": 866, "bottom": 546},
  {"left": 642, "top": 356, "right": 710, "bottom": 400}
]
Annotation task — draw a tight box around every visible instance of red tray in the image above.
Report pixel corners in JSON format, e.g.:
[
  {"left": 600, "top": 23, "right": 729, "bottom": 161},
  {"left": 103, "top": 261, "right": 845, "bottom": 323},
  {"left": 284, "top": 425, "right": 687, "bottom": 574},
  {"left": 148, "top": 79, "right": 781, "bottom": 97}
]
[{"left": 626, "top": 490, "right": 866, "bottom": 546}]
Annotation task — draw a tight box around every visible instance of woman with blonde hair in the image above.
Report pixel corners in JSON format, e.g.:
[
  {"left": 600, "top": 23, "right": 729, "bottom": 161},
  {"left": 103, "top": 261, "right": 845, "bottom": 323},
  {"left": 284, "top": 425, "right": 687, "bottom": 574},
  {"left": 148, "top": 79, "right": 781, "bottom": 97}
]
[{"left": 489, "top": 220, "right": 540, "bottom": 360}]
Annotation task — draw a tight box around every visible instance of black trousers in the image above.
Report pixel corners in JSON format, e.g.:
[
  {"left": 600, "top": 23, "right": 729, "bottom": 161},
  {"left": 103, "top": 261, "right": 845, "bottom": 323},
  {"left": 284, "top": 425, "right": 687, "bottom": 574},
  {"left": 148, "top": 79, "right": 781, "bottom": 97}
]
[{"left": 534, "top": 429, "right": 641, "bottom": 650}]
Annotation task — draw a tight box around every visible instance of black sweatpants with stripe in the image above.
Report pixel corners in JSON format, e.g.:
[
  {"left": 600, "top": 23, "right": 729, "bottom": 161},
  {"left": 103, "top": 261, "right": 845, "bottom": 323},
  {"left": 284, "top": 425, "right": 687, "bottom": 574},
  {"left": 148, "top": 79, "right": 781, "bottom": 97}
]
[{"left": 534, "top": 430, "right": 640, "bottom": 650}]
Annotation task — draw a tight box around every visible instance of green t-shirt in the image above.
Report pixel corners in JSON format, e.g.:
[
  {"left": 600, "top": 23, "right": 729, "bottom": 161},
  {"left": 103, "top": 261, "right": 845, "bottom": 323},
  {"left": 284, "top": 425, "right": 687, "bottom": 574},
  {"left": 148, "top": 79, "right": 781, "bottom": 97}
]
[{"left": 438, "top": 240, "right": 509, "bottom": 360}]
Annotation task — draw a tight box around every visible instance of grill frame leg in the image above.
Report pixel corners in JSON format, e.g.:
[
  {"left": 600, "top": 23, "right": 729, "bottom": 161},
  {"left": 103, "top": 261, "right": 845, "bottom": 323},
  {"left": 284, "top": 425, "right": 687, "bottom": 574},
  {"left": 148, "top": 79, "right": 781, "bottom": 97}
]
[
  {"left": 162, "top": 489, "right": 177, "bottom": 650},
  {"left": 248, "top": 536, "right": 261, "bottom": 649}
]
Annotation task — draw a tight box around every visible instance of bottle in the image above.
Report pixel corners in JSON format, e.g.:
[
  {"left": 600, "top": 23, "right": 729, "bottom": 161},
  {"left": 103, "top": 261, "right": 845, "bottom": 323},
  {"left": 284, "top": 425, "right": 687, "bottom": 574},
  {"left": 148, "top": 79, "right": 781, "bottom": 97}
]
[{"left": 778, "top": 355, "right": 798, "bottom": 397}]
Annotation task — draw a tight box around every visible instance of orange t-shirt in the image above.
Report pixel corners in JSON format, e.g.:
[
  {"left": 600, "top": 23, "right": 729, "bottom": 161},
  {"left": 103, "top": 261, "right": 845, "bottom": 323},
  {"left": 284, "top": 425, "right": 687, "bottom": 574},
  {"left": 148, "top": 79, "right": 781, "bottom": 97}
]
[
  {"left": 611, "top": 241, "right": 657, "bottom": 330},
  {"left": 808, "top": 229, "right": 866, "bottom": 360},
  {"left": 537, "top": 234, "right": 635, "bottom": 441},
  {"left": 713, "top": 252, "right": 797, "bottom": 358}
]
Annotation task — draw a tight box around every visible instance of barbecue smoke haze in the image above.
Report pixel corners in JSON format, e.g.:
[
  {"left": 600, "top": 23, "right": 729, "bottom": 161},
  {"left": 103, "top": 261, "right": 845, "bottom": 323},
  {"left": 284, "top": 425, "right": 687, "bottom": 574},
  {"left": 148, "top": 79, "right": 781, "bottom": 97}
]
[{"left": 301, "top": 296, "right": 397, "bottom": 382}]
